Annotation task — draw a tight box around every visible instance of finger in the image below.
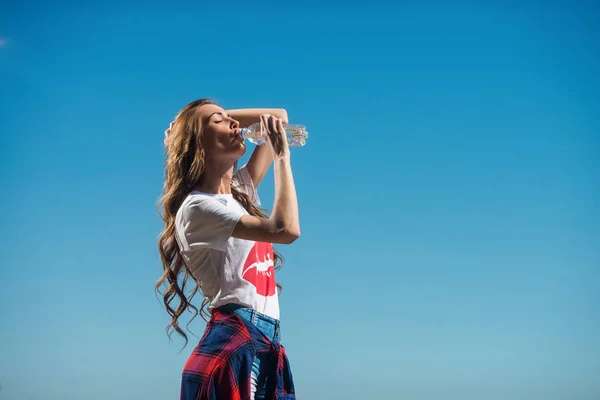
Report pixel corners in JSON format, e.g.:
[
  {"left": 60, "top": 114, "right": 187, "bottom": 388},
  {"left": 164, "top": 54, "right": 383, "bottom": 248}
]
[
  {"left": 261, "top": 114, "right": 270, "bottom": 127},
  {"left": 260, "top": 114, "right": 270, "bottom": 135},
  {"left": 267, "top": 115, "right": 277, "bottom": 134},
  {"left": 276, "top": 118, "right": 285, "bottom": 134},
  {"left": 271, "top": 118, "right": 283, "bottom": 153}
]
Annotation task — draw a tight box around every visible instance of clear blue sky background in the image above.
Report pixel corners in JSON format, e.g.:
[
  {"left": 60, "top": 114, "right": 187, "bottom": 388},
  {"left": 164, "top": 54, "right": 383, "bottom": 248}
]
[{"left": 1, "top": 1, "right": 598, "bottom": 399}]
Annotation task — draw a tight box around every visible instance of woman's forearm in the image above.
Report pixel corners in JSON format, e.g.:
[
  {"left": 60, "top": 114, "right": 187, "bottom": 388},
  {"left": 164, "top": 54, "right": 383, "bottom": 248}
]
[
  {"left": 227, "top": 108, "right": 288, "bottom": 128},
  {"left": 270, "top": 156, "right": 300, "bottom": 240}
]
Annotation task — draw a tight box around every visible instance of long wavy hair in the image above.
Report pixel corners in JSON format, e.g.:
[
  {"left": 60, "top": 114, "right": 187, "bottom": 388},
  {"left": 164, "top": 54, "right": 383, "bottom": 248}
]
[{"left": 156, "top": 99, "right": 283, "bottom": 347}]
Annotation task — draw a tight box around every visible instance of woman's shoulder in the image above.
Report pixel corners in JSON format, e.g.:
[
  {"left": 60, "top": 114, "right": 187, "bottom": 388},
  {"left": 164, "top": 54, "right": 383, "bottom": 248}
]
[
  {"left": 181, "top": 191, "right": 231, "bottom": 208},
  {"left": 177, "top": 191, "right": 245, "bottom": 228},
  {"left": 176, "top": 193, "right": 221, "bottom": 222}
]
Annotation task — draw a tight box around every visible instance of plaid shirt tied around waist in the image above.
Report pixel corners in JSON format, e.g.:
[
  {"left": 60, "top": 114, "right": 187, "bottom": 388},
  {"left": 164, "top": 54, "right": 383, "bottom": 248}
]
[{"left": 180, "top": 309, "right": 296, "bottom": 400}]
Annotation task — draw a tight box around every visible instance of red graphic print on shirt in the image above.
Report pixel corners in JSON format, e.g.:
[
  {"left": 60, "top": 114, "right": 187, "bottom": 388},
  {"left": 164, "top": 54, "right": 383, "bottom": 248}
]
[{"left": 241, "top": 242, "right": 276, "bottom": 296}]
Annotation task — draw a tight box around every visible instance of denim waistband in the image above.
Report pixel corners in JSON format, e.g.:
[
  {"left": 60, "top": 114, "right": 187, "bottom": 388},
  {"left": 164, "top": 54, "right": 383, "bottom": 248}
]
[{"left": 216, "top": 304, "right": 281, "bottom": 342}]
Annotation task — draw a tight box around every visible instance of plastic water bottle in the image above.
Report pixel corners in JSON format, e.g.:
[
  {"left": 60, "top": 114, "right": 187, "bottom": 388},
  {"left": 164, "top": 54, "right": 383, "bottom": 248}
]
[{"left": 240, "top": 123, "right": 308, "bottom": 147}]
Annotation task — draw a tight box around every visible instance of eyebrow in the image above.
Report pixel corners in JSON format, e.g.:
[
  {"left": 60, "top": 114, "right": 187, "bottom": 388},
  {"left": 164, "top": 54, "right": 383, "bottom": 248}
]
[{"left": 208, "top": 111, "right": 230, "bottom": 119}]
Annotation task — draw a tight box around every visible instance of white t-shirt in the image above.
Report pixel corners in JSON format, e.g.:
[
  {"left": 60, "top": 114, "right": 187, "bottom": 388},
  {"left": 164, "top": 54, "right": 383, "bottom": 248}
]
[{"left": 174, "top": 165, "right": 279, "bottom": 320}]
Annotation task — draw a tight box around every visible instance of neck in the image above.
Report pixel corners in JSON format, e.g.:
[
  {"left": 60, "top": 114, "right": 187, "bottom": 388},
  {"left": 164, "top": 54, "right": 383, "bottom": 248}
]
[{"left": 195, "top": 159, "right": 235, "bottom": 194}]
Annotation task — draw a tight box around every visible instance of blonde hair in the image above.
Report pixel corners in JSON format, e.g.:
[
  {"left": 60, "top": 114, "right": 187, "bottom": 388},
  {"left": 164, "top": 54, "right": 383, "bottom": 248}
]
[{"left": 156, "top": 99, "right": 283, "bottom": 346}]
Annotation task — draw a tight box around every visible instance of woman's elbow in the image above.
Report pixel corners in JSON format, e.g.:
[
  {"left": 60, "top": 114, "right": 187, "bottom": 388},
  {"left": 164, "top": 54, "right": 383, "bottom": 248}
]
[
  {"left": 284, "top": 228, "right": 301, "bottom": 244},
  {"left": 276, "top": 226, "right": 300, "bottom": 244}
]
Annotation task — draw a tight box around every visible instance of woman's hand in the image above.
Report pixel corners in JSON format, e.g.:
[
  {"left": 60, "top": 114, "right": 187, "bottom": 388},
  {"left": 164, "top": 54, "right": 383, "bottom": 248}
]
[{"left": 260, "top": 114, "right": 289, "bottom": 159}]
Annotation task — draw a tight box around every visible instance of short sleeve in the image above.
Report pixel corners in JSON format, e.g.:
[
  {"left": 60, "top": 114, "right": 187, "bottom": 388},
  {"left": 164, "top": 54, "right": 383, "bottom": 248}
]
[
  {"left": 177, "top": 196, "right": 244, "bottom": 252},
  {"left": 232, "top": 164, "right": 261, "bottom": 207}
]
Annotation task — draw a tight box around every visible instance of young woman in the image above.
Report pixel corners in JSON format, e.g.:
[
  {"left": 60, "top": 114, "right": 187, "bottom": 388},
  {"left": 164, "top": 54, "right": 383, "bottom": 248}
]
[{"left": 157, "top": 98, "right": 300, "bottom": 399}]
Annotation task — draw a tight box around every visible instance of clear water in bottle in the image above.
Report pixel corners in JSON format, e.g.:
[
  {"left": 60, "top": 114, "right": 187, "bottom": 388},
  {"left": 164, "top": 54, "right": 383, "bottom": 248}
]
[{"left": 240, "top": 122, "right": 308, "bottom": 147}]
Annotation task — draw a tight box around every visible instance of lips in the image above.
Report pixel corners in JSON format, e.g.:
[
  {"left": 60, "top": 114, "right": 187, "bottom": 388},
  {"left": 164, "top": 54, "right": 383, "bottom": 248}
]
[
  {"left": 232, "top": 130, "right": 243, "bottom": 143},
  {"left": 241, "top": 242, "right": 276, "bottom": 296}
]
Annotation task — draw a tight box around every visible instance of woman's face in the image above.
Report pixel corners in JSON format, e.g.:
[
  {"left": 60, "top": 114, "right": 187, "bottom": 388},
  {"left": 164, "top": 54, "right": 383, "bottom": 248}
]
[{"left": 197, "top": 103, "right": 245, "bottom": 162}]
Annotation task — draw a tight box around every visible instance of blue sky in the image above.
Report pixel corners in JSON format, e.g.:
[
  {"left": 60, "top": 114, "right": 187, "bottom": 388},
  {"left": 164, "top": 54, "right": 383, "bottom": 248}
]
[{"left": 1, "top": 1, "right": 599, "bottom": 399}]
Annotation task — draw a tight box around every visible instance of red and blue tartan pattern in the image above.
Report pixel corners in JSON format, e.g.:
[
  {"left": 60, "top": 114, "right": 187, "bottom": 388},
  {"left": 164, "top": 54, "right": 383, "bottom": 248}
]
[{"left": 180, "top": 309, "right": 296, "bottom": 400}]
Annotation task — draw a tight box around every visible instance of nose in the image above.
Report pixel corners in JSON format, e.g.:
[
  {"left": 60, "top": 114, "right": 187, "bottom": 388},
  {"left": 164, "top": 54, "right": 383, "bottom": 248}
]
[{"left": 230, "top": 118, "right": 239, "bottom": 130}]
